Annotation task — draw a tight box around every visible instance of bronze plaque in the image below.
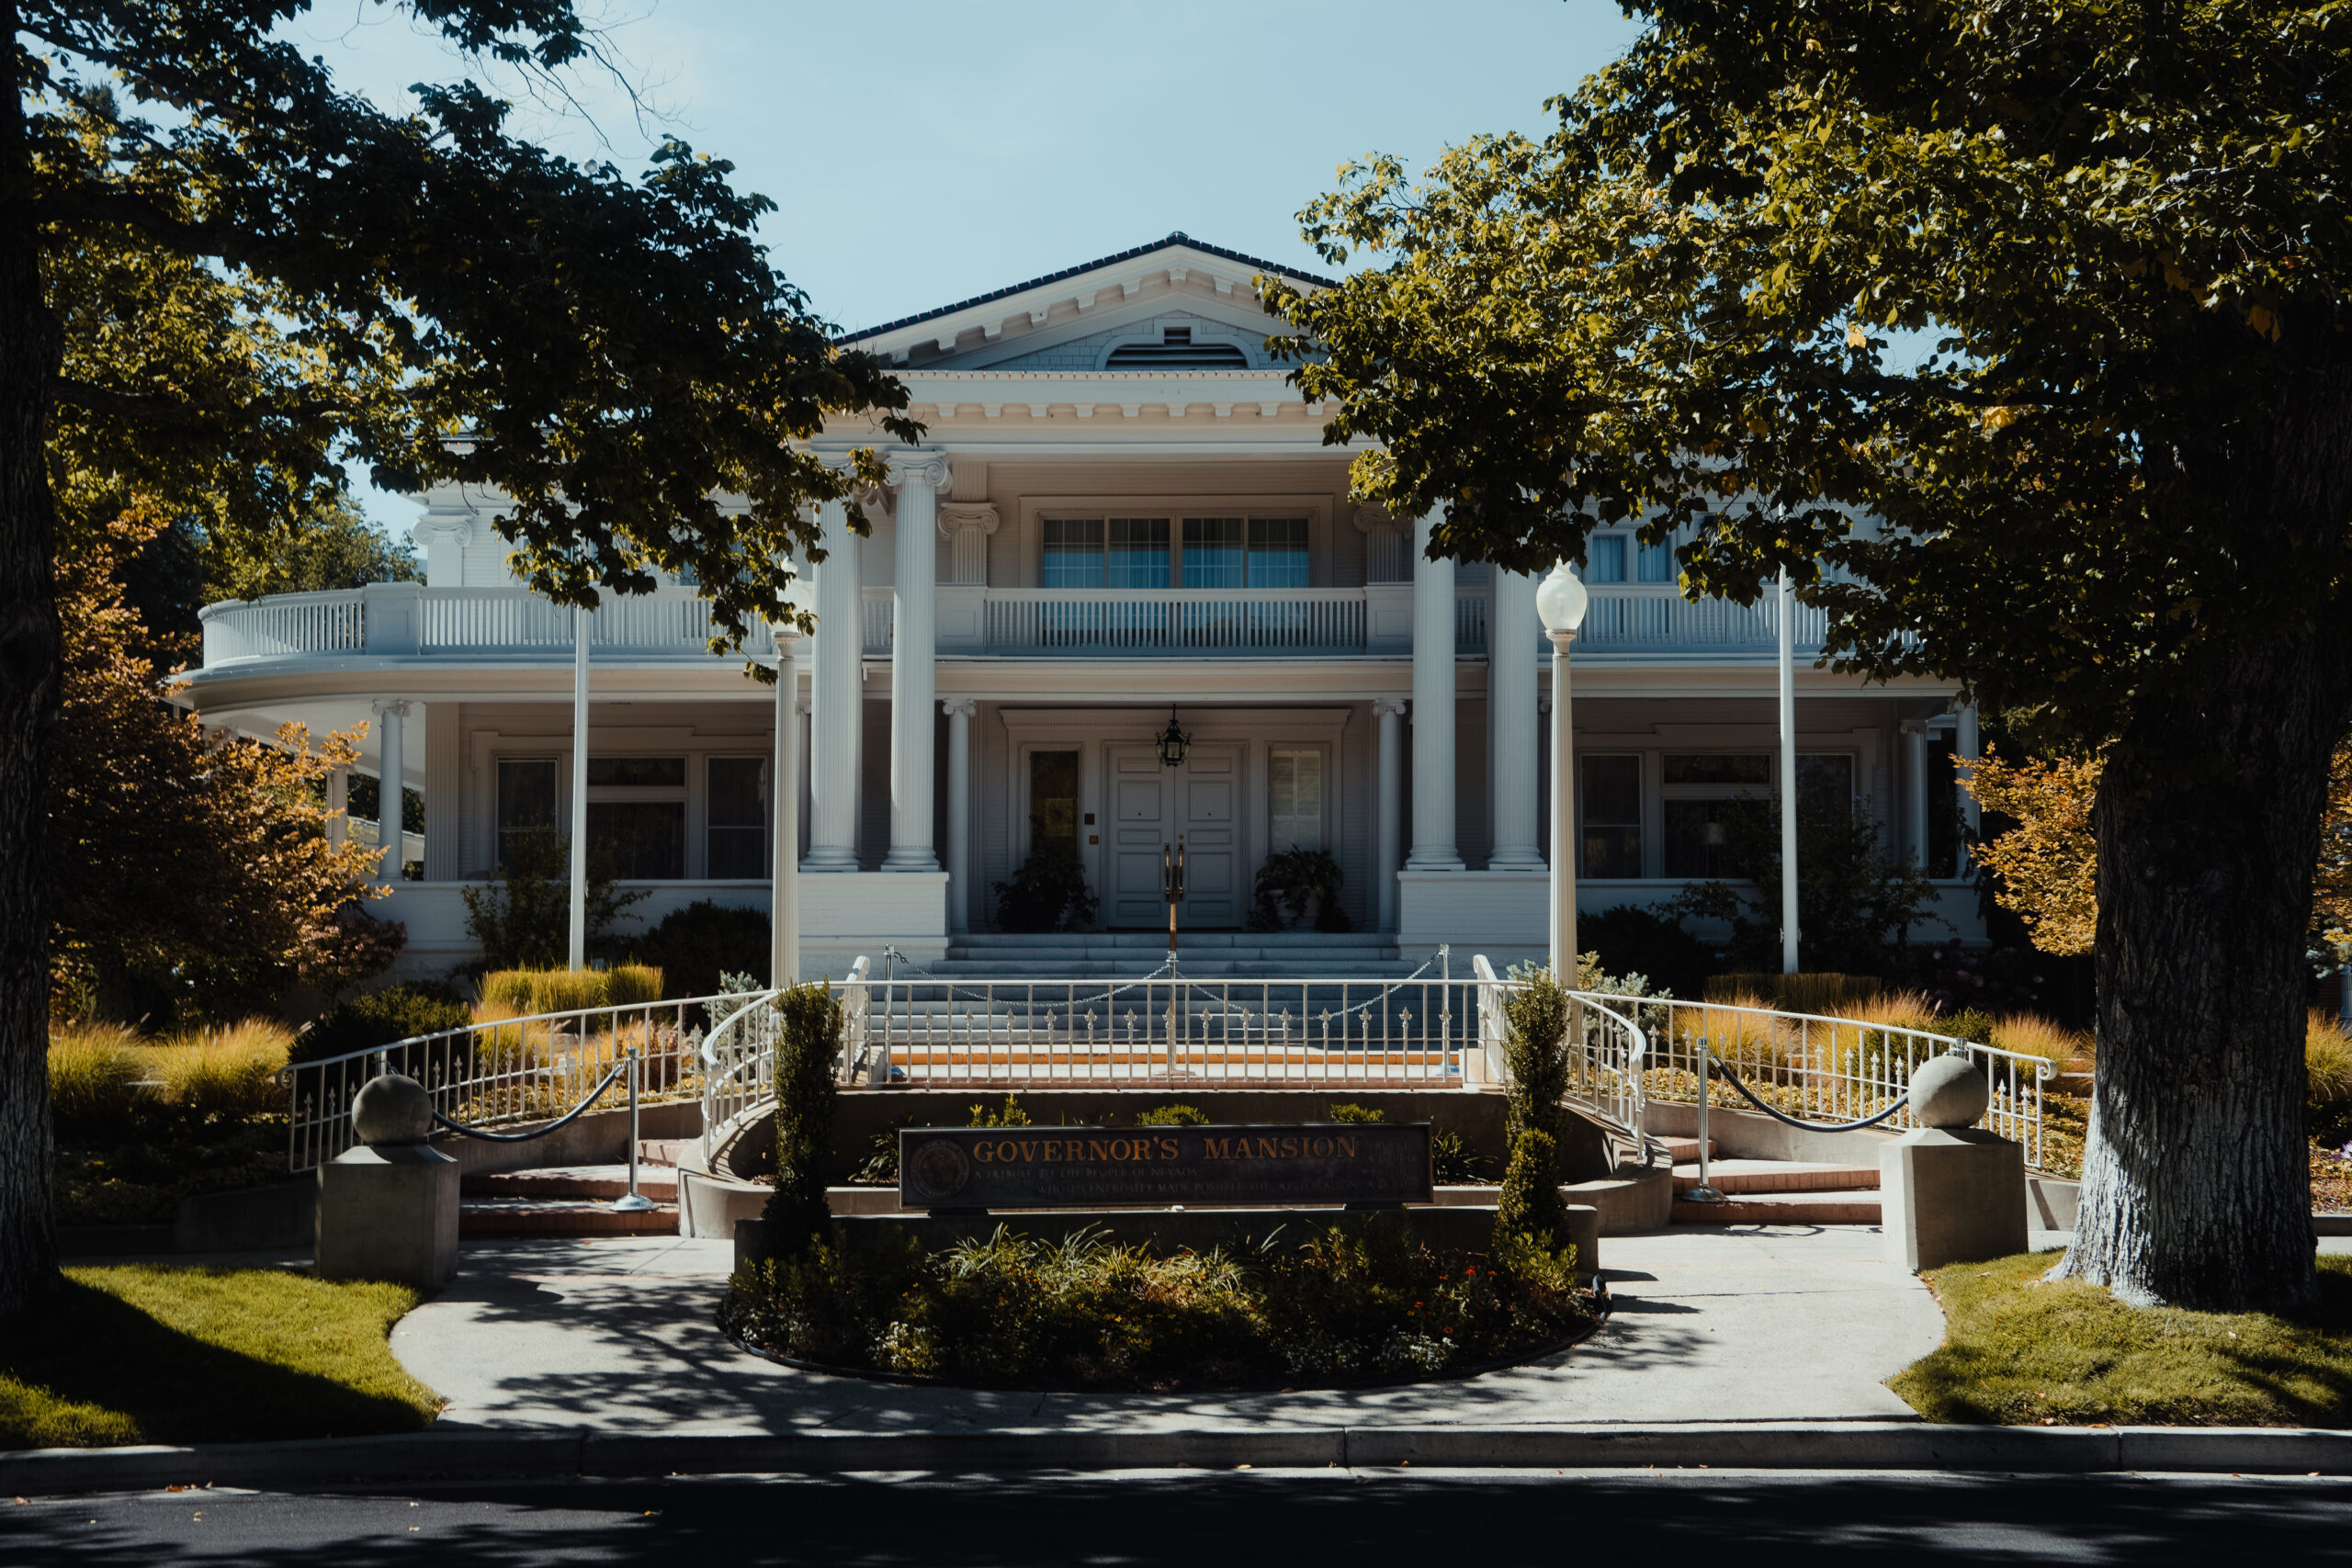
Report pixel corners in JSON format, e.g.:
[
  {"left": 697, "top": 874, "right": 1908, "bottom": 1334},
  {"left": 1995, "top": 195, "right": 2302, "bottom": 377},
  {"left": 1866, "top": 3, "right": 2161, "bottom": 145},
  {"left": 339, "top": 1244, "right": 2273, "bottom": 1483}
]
[{"left": 898, "top": 1122, "right": 1432, "bottom": 1211}]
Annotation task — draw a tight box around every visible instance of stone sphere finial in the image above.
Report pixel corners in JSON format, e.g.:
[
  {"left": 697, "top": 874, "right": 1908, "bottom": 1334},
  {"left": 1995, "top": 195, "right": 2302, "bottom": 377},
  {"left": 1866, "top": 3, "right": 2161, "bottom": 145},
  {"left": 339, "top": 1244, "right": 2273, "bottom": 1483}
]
[
  {"left": 351, "top": 1073, "right": 433, "bottom": 1146},
  {"left": 1908, "top": 1053, "right": 1991, "bottom": 1129}
]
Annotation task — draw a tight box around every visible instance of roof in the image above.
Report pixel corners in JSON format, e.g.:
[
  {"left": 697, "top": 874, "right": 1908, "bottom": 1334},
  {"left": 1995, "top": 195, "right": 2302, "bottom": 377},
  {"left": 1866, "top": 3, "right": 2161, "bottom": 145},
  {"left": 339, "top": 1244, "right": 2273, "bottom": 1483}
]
[{"left": 835, "top": 232, "right": 1339, "bottom": 344}]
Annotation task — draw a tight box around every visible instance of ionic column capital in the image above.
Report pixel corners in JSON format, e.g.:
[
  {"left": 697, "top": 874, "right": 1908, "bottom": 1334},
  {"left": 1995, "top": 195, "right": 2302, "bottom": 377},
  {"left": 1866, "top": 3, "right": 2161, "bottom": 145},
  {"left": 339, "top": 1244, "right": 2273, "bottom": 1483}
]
[
  {"left": 936, "top": 502, "right": 1000, "bottom": 539},
  {"left": 1372, "top": 696, "right": 1409, "bottom": 718},
  {"left": 888, "top": 448, "right": 953, "bottom": 494},
  {"left": 370, "top": 698, "right": 413, "bottom": 719},
  {"left": 941, "top": 698, "right": 978, "bottom": 719}
]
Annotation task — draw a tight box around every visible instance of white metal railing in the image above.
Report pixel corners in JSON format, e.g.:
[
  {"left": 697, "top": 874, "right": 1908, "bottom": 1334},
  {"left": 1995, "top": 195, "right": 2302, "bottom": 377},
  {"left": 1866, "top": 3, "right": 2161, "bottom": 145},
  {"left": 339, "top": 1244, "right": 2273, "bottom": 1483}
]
[
  {"left": 695, "top": 957, "right": 873, "bottom": 1160},
  {"left": 284, "top": 991, "right": 744, "bottom": 1172},
  {"left": 861, "top": 588, "right": 894, "bottom": 657},
  {"left": 982, "top": 588, "right": 1369, "bottom": 655},
  {"left": 420, "top": 587, "right": 570, "bottom": 653},
  {"left": 200, "top": 591, "right": 366, "bottom": 663},
  {"left": 1471, "top": 958, "right": 1651, "bottom": 1137},
  {"left": 1454, "top": 585, "right": 1487, "bottom": 656},
  {"left": 1621, "top": 994, "right": 2052, "bottom": 1167}
]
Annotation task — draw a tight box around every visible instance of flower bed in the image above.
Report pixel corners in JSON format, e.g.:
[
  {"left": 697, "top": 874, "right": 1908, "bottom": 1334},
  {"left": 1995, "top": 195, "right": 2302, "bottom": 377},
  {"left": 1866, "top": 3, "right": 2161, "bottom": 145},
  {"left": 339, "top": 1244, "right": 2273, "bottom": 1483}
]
[{"left": 720, "top": 1216, "right": 1599, "bottom": 1392}]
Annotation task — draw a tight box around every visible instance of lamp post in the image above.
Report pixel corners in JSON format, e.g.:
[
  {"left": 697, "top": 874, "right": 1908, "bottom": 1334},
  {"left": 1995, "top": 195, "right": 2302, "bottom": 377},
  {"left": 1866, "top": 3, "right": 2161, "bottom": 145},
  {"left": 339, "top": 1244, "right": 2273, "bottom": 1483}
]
[
  {"left": 1536, "top": 563, "right": 1589, "bottom": 980},
  {"left": 770, "top": 572, "right": 814, "bottom": 989}
]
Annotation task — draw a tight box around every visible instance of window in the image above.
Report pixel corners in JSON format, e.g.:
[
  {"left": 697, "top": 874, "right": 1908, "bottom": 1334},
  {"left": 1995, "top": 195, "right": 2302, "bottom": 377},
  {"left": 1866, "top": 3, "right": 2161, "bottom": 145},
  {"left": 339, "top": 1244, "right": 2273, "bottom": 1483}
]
[
  {"left": 1797, "top": 754, "right": 1855, "bottom": 820},
  {"left": 1588, "top": 535, "right": 1627, "bottom": 583},
  {"left": 1268, "top": 749, "right": 1325, "bottom": 852},
  {"left": 1580, "top": 755, "right": 1642, "bottom": 877},
  {"left": 1662, "top": 753, "right": 1771, "bottom": 878},
  {"left": 1046, "top": 515, "right": 1311, "bottom": 590},
  {"left": 1029, "top": 750, "right": 1080, "bottom": 863},
  {"left": 707, "top": 757, "right": 768, "bottom": 879},
  {"left": 496, "top": 758, "right": 559, "bottom": 870},
  {"left": 1637, "top": 537, "right": 1676, "bottom": 582},
  {"left": 587, "top": 755, "right": 684, "bottom": 879}
]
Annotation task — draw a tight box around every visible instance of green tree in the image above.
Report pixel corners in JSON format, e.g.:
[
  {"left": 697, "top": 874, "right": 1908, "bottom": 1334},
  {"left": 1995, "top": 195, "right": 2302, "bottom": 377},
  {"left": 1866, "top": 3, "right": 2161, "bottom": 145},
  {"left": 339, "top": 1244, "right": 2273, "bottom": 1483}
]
[
  {"left": 1266, "top": 2, "right": 2352, "bottom": 1308},
  {"left": 2, "top": 3, "right": 915, "bottom": 1313}
]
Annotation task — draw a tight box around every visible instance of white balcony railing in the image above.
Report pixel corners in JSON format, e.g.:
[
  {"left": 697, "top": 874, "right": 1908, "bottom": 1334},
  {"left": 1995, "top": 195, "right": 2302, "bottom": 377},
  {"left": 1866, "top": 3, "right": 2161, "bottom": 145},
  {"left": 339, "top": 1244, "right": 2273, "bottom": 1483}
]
[
  {"left": 982, "top": 588, "right": 1368, "bottom": 655},
  {"left": 198, "top": 581, "right": 1838, "bottom": 671}
]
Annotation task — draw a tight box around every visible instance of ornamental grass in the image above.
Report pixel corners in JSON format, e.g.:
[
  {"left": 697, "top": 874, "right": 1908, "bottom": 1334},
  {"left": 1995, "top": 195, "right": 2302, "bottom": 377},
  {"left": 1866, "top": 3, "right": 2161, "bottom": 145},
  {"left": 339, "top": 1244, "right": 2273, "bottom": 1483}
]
[
  {"left": 722, "top": 1216, "right": 1597, "bottom": 1392},
  {"left": 48, "top": 1019, "right": 292, "bottom": 1131}
]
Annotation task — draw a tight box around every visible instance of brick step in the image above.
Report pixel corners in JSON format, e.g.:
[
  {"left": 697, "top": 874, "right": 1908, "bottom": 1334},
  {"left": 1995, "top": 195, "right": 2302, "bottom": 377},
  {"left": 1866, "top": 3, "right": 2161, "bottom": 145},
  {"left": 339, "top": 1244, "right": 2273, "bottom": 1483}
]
[
  {"left": 1671, "top": 1189, "right": 1882, "bottom": 1225},
  {"left": 463, "top": 1165, "right": 677, "bottom": 1202},
  {"left": 1657, "top": 1138, "right": 1717, "bottom": 1164},
  {"left": 458, "top": 1197, "right": 679, "bottom": 1237},
  {"left": 1671, "top": 1160, "right": 1881, "bottom": 1195}
]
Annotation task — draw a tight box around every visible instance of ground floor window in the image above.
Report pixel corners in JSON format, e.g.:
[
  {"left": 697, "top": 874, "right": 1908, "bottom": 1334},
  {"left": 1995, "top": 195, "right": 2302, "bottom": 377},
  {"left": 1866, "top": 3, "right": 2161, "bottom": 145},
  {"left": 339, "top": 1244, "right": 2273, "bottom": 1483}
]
[
  {"left": 1029, "top": 750, "right": 1080, "bottom": 862},
  {"left": 586, "top": 755, "right": 685, "bottom": 879},
  {"left": 496, "top": 757, "right": 559, "bottom": 870},
  {"left": 1268, "top": 747, "right": 1324, "bottom": 852},
  {"left": 707, "top": 756, "right": 768, "bottom": 879},
  {"left": 1653, "top": 751, "right": 1860, "bottom": 878},
  {"left": 1579, "top": 754, "right": 1642, "bottom": 877}
]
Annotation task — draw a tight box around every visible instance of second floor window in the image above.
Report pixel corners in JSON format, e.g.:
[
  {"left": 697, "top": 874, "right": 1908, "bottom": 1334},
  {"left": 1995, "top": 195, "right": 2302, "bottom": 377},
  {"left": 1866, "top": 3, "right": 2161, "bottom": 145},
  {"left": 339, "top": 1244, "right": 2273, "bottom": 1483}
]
[{"left": 1043, "top": 515, "right": 1311, "bottom": 589}]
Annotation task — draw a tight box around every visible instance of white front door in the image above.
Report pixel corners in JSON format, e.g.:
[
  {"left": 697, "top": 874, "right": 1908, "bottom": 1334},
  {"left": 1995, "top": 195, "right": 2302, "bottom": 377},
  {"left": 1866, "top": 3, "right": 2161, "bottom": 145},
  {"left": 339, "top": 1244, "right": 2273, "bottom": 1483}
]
[{"left": 1107, "top": 742, "right": 1244, "bottom": 928}]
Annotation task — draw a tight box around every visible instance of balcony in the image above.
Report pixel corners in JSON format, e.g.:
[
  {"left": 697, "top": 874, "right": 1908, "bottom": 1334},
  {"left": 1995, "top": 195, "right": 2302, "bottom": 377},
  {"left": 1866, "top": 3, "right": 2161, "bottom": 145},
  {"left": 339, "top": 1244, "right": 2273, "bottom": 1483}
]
[{"left": 197, "top": 580, "right": 1829, "bottom": 671}]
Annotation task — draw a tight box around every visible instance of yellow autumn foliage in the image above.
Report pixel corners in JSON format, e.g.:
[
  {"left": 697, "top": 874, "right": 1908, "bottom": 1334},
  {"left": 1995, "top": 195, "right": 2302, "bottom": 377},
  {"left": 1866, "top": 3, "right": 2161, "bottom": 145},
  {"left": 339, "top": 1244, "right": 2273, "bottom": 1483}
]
[{"left": 1962, "top": 746, "right": 2100, "bottom": 956}]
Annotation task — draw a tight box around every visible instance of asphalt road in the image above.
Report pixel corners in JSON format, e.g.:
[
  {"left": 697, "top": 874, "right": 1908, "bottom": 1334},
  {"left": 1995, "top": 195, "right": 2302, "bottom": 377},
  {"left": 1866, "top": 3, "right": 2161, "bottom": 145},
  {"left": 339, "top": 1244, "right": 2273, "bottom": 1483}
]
[{"left": 6, "top": 1470, "right": 2351, "bottom": 1565}]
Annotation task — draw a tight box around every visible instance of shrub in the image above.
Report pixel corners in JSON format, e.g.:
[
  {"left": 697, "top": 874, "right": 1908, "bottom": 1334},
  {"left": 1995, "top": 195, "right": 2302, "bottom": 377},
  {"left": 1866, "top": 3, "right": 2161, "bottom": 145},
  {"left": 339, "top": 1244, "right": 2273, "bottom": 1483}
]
[
  {"left": 1501, "top": 967, "right": 1570, "bottom": 1182},
  {"left": 1580, "top": 905, "right": 1711, "bottom": 998},
  {"left": 478, "top": 965, "right": 663, "bottom": 1018},
  {"left": 763, "top": 981, "right": 845, "bottom": 1261},
  {"left": 294, "top": 981, "right": 471, "bottom": 1065},
  {"left": 48, "top": 1024, "right": 146, "bottom": 1132},
  {"left": 633, "top": 900, "right": 769, "bottom": 998},
  {"left": 2312, "top": 1010, "right": 2352, "bottom": 1146},
  {"left": 1430, "top": 1131, "right": 1490, "bottom": 1185},
  {"left": 1705, "top": 972, "right": 1883, "bottom": 1012},
  {"left": 992, "top": 849, "right": 1098, "bottom": 933},
  {"left": 147, "top": 1021, "right": 292, "bottom": 1124},
  {"left": 967, "top": 1094, "right": 1033, "bottom": 1129},
  {"left": 1136, "top": 1104, "right": 1209, "bottom": 1127},
  {"left": 1326, "top": 1102, "right": 1385, "bottom": 1123},
  {"left": 461, "top": 825, "right": 645, "bottom": 970},
  {"left": 1495, "top": 1128, "right": 1570, "bottom": 1253}
]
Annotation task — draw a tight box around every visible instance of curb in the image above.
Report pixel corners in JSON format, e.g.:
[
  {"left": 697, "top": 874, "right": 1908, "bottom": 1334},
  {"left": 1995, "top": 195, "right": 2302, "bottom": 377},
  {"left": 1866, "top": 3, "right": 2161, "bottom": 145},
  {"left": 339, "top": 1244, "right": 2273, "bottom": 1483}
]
[{"left": 6, "top": 1422, "right": 2352, "bottom": 1492}]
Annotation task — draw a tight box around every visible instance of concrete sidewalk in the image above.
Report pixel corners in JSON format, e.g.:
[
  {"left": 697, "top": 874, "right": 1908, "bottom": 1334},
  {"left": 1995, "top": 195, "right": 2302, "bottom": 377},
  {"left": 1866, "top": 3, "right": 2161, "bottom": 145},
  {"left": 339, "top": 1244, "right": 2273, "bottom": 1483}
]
[{"left": 388, "top": 1224, "right": 1951, "bottom": 1434}]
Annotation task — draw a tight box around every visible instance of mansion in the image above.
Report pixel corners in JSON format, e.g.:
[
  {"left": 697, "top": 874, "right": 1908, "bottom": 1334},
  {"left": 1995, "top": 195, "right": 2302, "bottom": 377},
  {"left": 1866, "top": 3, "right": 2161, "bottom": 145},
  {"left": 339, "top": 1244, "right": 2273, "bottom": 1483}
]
[{"left": 182, "top": 234, "right": 1984, "bottom": 976}]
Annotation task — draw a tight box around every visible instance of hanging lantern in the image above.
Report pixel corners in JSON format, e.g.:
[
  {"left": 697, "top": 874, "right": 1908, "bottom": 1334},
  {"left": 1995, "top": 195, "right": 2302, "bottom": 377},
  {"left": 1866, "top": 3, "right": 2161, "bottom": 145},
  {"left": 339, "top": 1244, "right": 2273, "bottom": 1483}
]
[{"left": 1155, "top": 705, "right": 1192, "bottom": 768}]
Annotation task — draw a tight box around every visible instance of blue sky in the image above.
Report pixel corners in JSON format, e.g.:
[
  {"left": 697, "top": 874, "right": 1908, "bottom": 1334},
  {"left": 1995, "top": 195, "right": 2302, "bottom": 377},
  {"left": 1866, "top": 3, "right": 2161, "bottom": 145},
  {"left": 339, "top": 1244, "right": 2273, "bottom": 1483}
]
[{"left": 290, "top": 0, "right": 1645, "bottom": 526}]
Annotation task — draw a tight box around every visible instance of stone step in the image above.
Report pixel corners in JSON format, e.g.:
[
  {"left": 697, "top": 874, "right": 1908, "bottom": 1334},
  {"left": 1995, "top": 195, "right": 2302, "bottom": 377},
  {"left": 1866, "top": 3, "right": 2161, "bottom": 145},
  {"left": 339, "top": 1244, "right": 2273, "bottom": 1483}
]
[
  {"left": 458, "top": 1197, "right": 679, "bottom": 1237},
  {"left": 1669, "top": 1188, "right": 1883, "bottom": 1225},
  {"left": 637, "top": 1139, "right": 691, "bottom": 1168},
  {"left": 1670, "top": 1160, "right": 1882, "bottom": 1195},
  {"left": 918, "top": 962, "right": 1423, "bottom": 981},
  {"left": 1657, "top": 1137, "right": 1717, "bottom": 1164},
  {"left": 463, "top": 1165, "right": 677, "bottom": 1202}
]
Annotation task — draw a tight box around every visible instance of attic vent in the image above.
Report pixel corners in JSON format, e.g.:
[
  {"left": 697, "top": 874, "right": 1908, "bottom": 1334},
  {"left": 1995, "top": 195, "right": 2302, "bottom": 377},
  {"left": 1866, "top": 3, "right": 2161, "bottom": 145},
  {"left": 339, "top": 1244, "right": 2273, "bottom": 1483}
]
[{"left": 1106, "top": 326, "right": 1250, "bottom": 369}]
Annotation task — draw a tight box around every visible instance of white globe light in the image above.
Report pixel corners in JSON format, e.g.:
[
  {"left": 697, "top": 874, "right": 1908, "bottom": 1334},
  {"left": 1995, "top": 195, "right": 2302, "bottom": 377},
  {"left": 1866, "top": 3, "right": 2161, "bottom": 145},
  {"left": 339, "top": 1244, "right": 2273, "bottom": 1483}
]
[{"left": 1535, "top": 561, "right": 1589, "bottom": 635}]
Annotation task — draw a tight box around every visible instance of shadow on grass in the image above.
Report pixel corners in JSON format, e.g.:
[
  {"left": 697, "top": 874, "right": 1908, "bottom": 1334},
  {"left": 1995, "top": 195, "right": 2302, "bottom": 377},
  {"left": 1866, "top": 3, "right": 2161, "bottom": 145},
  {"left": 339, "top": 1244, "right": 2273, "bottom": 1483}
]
[{"left": 2, "top": 1275, "right": 433, "bottom": 1449}]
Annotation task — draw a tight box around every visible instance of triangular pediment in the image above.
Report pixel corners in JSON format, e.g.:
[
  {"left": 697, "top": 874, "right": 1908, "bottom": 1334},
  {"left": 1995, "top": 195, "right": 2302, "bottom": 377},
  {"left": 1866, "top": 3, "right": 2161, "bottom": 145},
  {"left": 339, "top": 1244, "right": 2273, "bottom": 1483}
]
[{"left": 838, "top": 233, "right": 1329, "bottom": 374}]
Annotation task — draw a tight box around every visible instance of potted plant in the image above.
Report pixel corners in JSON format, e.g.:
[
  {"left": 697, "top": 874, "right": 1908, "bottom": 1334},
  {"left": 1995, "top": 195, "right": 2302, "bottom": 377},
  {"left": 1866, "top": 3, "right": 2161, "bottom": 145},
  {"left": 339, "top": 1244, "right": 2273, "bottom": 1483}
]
[
  {"left": 992, "top": 849, "right": 1100, "bottom": 932},
  {"left": 1250, "top": 848, "right": 1350, "bottom": 931}
]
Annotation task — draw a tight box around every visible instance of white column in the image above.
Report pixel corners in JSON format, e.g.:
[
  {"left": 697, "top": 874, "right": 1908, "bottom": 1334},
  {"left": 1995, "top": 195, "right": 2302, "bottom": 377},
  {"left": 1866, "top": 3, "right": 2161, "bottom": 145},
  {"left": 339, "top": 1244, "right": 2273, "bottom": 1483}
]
[
  {"left": 1901, "top": 719, "right": 1931, "bottom": 868},
  {"left": 568, "top": 604, "right": 591, "bottom": 972},
  {"left": 1407, "top": 510, "right": 1462, "bottom": 870},
  {"left": 1777, "top": 568, "right": 1799, "bottom": 975},
  {"left": 325, "top": 766, "right": 348, "bottom": 849},
  {"left": 805, "top": 499, "right": 863, "bottom": 872},
  {"left": 944, "top": 699, "right": 977, "bottom": 934},
  {"left": 771, "top": 629, "right": 802, "bottom": 986},
  {"left": 1374, "top": 698, "right": 1406, "bottom": 931},
  {"left": 372, "top": 699, "right": 410, "bottom": 879},
  {"left": 1488, "top": 569, "right": 1543, "bottom": 869},
  {"left": 887, "top": 453, "right": 950, "bottom": 872},
  {"left": 1955, "top": 701, "right": 1982, "bottom": 874},
  {"left": 1548, "top": 634, "right": 1577, "bottom": 977}
]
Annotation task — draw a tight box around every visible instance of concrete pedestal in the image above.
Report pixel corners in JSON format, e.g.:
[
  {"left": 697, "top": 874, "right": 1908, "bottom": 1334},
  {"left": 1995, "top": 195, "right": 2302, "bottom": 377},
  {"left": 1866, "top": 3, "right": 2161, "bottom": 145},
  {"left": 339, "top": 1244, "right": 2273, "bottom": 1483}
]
[
  {"left": 1881, "top": 1126, "right": 2027, "bottom": 1273},
  {"left": 315, "top": 1144, "right": 460, "bottom": 1289}
]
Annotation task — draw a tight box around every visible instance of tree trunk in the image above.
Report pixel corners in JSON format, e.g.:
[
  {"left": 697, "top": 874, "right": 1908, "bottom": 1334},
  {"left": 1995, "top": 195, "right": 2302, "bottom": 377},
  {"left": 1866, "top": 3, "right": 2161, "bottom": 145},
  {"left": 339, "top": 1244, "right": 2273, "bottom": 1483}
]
[
  {"left": 0, "top": 12, "right": 63, "bottom": 1317},
  {"left": 2052, "top": 375, "right": 2352, "bottom": 1311}
]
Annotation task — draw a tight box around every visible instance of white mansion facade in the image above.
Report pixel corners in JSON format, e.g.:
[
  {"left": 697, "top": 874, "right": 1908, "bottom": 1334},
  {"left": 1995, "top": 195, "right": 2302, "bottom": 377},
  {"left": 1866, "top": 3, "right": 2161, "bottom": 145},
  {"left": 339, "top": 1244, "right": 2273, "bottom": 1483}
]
[{"left": 182, "top": 234, "right": 1984, "bottom": 976}]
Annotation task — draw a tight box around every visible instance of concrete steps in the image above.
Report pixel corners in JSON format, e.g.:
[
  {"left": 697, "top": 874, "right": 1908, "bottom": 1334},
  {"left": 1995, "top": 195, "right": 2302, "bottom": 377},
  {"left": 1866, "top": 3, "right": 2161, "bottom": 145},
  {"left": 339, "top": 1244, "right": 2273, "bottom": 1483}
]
[
  {"left": 458, "top": 1151, "right": 681, "bottom": 1237},
  {"left": 926, "top": 931, "right": 1425, "bottom": 981},
  {"left": 1668, "top": 1159, "right": 1883, "bottom": 1225}
]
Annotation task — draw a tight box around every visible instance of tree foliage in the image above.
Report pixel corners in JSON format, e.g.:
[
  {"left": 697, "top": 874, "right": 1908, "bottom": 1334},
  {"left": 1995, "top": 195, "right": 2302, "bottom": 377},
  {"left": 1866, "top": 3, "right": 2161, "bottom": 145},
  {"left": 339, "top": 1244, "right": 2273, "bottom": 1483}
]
[
  {"left": 1265, "top": 1, "right": 2352, "bottom": 1309},
  {"left": 1962, "top": 749, "right": 2103, "bottom": 959},
  {"left": 50, "top": 510, "right": 392, "bottom": 1023}
]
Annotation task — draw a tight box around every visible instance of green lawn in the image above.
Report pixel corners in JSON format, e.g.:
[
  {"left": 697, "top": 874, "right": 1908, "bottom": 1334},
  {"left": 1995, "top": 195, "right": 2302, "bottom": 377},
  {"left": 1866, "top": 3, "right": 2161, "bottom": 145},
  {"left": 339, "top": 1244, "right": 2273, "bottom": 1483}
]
[
  {"left": 1, "top": 1265, "right": 443, "bottom": 1450},
  {"left": 1893, "top": 1251, "right": 2352, "bottom": 1427}
]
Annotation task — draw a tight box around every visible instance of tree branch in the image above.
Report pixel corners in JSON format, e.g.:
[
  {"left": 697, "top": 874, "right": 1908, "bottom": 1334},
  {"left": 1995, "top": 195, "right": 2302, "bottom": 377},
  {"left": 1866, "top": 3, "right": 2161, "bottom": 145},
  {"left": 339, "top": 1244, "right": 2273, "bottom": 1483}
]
[{"left": 48, "top": 376, "right": 349, "bottom": 428}]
